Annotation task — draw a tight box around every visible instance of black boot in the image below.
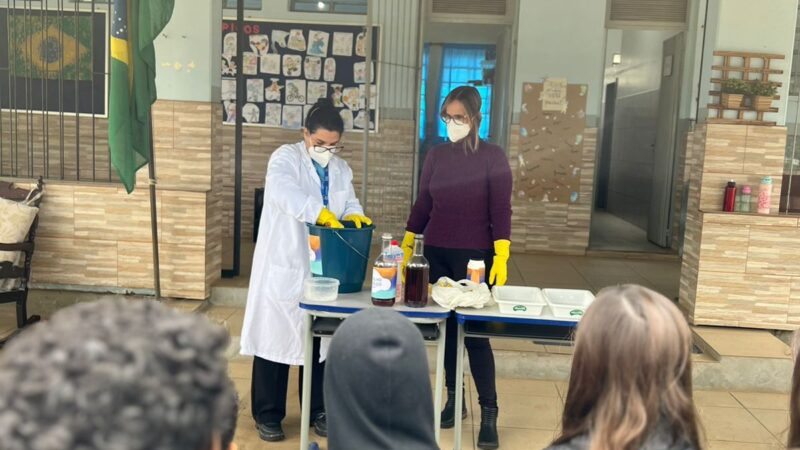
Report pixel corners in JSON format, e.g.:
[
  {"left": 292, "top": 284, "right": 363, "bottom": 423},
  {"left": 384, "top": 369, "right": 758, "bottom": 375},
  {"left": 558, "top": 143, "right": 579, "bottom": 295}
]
[
  {"left": 256, "top": 422, "right": 285, "bottom": 442},
  {"left": 440, "top": 388, "right": 468, "bottom": 429},
  {"left": 477, "top": 406, "right": 499, "bottom": 449}
]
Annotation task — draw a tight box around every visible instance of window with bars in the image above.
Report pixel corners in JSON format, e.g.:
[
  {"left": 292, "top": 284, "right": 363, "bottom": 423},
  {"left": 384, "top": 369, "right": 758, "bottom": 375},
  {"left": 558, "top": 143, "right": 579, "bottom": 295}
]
[{"left": 290, "top": 0, "right": 366, "bottom": 15}]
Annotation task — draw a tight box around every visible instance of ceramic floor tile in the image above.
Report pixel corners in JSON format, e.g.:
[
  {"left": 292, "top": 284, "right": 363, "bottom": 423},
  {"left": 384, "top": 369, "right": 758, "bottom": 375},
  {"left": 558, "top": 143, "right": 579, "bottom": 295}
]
[
  {"left": 731, "top": 392, "right": 790, "bottom": 410},
  {"left": 471, "top": 393, "right": 562, "bottom": 430},
  {"left": 698, "top": 406, "right": 778, "bottom": 444},
  {"left": 544, "top": 344, "right": 574, "bottom": 355},
  {"left": 228, "top": 359, "right": 254, "bottom": 380},
  {"left": 693, "top": 327, "right": 791, "bottom": 359},
  {"left": 749, "top": 408, "right": 790, "bottom": 443},
  {"left": 493, "top": 378, "right": 560, "bottom": 397},
  {"left": 555, "top": 381, "right": 569, "bottom": 401},
  {"left": 438, "top": 426, "right": 476, "bottom": 450},
  {"left": 693, "top": 391, "right": 742, "bottom": 408},
  {"left": 490, "top": 427, "right": 558, "bottom": 449}
]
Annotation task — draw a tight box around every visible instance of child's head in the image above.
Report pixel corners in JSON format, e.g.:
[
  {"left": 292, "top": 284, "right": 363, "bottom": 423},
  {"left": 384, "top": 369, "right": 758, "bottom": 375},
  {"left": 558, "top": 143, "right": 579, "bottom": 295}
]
[
  {"left": 558, "top": 284, "right": 700, "bottom": 450},
  {"left": 789, "top": 331, "right": 800, "bottom": 447},
  {"left": 217, "top": 378, "right": 239, "bottom": 450}
]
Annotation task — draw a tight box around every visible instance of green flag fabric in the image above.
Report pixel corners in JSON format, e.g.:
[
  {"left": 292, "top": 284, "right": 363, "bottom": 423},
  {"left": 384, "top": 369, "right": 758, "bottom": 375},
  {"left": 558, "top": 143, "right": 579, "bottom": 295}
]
[{"left": 109, "top": 0, "right": 174, "bottom": 193}]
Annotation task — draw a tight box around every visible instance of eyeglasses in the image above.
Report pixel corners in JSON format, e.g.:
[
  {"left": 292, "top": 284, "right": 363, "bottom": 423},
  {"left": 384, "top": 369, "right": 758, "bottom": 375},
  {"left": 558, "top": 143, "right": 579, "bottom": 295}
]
[
  {"left": 441, "top": 114, "right": 469, "bottom": 126},
  {"left": 312, "top": 145, "right": 344, "bottom": 154}
]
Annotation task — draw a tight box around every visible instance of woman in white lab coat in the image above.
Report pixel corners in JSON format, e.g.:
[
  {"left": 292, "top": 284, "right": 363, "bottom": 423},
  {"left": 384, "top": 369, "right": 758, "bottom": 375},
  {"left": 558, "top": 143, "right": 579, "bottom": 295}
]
[{"left": 241, "top": 98, "right": 371, "bottom": 443}]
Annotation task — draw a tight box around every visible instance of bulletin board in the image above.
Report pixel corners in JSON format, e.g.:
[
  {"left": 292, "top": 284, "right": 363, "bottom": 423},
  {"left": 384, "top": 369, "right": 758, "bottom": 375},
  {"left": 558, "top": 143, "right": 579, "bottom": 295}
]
[
  {"left": 221, "top": 19, "right": 379, "bottom": 131},
  {"left": 516, "top": 81, "right": 588, "bottom": 204}
]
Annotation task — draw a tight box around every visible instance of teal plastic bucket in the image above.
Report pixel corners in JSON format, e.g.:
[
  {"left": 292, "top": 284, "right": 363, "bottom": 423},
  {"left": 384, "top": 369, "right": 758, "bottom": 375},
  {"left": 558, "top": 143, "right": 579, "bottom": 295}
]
[{"left": 308, "top": 221, "right": 374, "bottom": 293}]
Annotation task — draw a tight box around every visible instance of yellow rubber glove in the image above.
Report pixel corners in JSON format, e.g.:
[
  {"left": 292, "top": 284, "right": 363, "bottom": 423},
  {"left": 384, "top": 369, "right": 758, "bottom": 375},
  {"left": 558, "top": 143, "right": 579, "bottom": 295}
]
[
  {"left": 343, "top": 214, "right": 373, "bottom": 229},
  {"left": 316, "top": 208, "right": 344, "bottom": 229},
  {"left": 489, "top": 240, "right": 510, "bottom": 286},
  {"left": 400, "top": 231, "right": 416, "bottom": 281}
]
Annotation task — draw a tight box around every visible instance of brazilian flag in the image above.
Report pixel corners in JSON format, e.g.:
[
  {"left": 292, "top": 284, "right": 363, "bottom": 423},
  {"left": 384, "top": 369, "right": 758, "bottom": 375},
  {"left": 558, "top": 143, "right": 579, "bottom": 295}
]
[{"left": 109, "top": 0, "right": 174, "bottom": 193}]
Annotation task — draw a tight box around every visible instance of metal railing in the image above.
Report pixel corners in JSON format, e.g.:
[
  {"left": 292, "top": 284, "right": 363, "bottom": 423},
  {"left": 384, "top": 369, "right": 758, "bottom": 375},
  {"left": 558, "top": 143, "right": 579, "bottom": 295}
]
[{"left": 0, "top": 0, "right": 114, "bottom": 183}]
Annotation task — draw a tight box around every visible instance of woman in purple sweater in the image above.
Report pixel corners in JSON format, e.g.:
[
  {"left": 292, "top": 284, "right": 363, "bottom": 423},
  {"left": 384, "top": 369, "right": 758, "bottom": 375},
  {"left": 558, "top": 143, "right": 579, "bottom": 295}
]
[{"left": 403, "top": 86, "right": 512, "bottom": 450}]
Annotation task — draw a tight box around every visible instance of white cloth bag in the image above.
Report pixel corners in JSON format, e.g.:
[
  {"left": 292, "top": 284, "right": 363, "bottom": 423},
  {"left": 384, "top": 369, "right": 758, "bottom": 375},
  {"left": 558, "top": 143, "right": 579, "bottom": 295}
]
[{"left": 431, "top": 277, "right": 493, "bottom": 310}]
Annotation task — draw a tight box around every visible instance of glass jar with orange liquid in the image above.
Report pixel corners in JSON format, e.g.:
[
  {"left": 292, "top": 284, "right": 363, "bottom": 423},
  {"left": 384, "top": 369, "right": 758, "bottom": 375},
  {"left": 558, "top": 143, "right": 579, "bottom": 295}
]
[{"left": 371, "top": 233, "right": 398, "bottom": 306}]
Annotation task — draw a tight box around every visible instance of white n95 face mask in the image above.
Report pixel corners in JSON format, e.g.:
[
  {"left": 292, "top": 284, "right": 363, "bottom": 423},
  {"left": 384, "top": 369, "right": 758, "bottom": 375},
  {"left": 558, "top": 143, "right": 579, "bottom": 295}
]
[
  {"left": 447, "top": 122, "right": 471, "bottom": 143},
  {"left": 309, "top": 146, "right": 334, "bottom": 167}
]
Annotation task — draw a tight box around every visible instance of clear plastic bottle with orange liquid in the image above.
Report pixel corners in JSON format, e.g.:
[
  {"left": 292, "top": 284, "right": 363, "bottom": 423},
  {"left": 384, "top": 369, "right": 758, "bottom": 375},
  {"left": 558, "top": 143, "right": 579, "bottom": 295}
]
[{"left": 371, "top": 233, "right": 398, "bottom": 306}]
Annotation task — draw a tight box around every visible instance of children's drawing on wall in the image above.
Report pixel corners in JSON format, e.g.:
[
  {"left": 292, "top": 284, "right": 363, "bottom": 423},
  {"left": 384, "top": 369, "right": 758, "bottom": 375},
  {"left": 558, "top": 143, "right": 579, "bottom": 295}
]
[
  {"left": 283, "top": 105, "right": 303, "bottom": 129},
  {"left": 304, "top": 56, "right": 322, "bottom": 80},
  {"left": 359, "top": 84, "right": 377, "bottom": 110},
  {"left": 222, "top": 55, "right": 237, "bottom": 76},
  {"left": 265, "top": 103, "right": 282, "bottom": 126},
  {"left": 331, "top": 84, "right": 343, "bottom": 107},
  {"left": 221, "top": 78, "right": 236, "bottom": 100},
  {"left": 224, "top": 101, "right": 236, "bottom": 123},
  {"left": 265, "top": 78, "right": 282, "bottom": 101},
  {"left": 332, "top": 32, "right": 353, "bottom": 57},
  {"left": 354, "top": 110, "right": 373, "bottom": 130},
  {"left": 260, "top": 53, "right": 280, "bottom": 75},
  {"left": 223, "top": 33, "right": 236, "bottom": 56},
  {"left": 283, "top": 55, "right": 302, "bottom": 77},
  {"left": 288, "top": 29, "right": 306, "bottom": 52},
  {"left": 355, "top": 31, "right": 366, "bottom": 57},
  {"left": 242, "top": 52, "right": 258, "bottom": 75},
  {"left": 324, "top": 57, "right": 336, "bottom": 82},
  {"left": 307, "top": 30, "right": 330, "bottom": 57},
  {"left": 249, "top": 34, "right": 269, "bottom": 56},
  {"left": 271, "top": 30, "right": 289, "bottom": 52},
  {"left": 354, "top": 62, "right": 375, "bottom": 84},
  {"left": 342, "top": 87, "right": 359, "bottom": 110},
  {"left": 242, "top": 103, "right": 260, "bottom": 123},
  {"left": 307, "top": 81, "right": 328, "bottom": 104},
  {"left": 246, "top": 79, "right": 264, "bottom": 102},
  {"left": 340, "top": 108, "right": 353, "bottom": 130},
  {"left": 285, "top": 79, "right": 306, "bottom": 105}
]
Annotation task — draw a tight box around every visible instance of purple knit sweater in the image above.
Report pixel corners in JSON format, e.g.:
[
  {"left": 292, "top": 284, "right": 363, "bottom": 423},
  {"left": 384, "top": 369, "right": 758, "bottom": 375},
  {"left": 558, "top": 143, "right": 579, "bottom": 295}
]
[{"left": 407, "top": 140, "right": 513, "bottom": 249}]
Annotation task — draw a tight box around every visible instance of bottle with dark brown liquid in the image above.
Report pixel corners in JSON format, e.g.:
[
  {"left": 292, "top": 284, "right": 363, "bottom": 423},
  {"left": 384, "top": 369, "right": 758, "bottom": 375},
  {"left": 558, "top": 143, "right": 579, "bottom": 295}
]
[{"left": 404, "top": 235, "right": 430, "bottom": 308}]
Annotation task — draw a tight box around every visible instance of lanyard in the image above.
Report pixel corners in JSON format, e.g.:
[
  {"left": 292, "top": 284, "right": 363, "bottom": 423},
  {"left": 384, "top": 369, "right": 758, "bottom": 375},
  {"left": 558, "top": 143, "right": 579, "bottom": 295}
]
[{"left": 313, "top": 161, "right": 329, "bottom": 207}]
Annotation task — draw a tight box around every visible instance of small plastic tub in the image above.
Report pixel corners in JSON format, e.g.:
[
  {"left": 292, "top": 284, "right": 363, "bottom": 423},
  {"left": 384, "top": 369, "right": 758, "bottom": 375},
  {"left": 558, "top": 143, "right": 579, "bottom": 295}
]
[
  {"left": 543, "top": 289, "right": 594, "bottom": 318},
  {"left": 492, "top": 286, "right": 546, "bottom": 316},
  {"left": 304, "top": 277, "right": 340, "bottom": 302}
]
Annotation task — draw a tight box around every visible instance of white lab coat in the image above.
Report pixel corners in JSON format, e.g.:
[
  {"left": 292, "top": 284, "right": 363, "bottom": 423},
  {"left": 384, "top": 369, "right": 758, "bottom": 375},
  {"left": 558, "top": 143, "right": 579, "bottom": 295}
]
[{"left": 240, "top": 141, "right": 364, "bottom": 365}]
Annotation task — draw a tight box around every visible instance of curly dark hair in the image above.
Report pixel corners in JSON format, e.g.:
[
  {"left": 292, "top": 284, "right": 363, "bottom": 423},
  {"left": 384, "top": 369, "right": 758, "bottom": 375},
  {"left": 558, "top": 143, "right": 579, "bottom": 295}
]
[{"left": 0, "top": 299, "right": 231, "bottom": 450}]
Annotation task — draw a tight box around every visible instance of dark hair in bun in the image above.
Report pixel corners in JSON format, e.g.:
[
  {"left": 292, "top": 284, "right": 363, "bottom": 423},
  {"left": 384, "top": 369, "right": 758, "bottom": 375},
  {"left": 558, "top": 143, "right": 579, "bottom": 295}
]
[{"left": 305, "top": 97, "right": 344, "bottom": 134}]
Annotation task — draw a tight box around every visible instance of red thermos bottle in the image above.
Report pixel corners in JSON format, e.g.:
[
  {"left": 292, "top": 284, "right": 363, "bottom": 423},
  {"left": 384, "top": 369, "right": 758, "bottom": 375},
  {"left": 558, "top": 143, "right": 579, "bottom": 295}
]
[{"left": 723, "top": 180, "right": 737, "bottom": 212}]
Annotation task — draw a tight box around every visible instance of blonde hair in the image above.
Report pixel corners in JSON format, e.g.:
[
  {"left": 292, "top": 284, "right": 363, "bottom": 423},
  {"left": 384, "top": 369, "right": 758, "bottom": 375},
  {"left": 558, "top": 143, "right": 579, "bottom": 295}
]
[
  {"left": 440, "top": 85, "right": 482, "bottom": 152},
  {"left": 789, "top": 331, "right": 800, "bottom": 447},
  {"left": 554, "top": 285, "right": 702, "bottom": 450}
]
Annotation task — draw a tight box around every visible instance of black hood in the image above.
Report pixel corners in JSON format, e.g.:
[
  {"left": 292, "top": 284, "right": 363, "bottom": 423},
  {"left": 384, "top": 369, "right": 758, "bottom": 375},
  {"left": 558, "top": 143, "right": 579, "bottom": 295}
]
[{"left": 324, "top": 308, "right": 438, "bottom": 450}]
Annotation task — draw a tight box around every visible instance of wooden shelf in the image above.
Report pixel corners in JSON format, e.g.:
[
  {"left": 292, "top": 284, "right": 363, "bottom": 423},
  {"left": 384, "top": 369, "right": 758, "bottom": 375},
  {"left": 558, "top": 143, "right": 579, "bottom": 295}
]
[
  {"left": 714, "top": 50, "right": 785, "bottom": 59},
  {"left": 707, "top": 118, "right": 777, "bottom": 126},
  {"left": 710, "top": 78, "right": 783, "bottom": 87},
  {"left": 707, "top": 104, "right": 778, "bottom": 113},
  {"left": 712, "top": 65, "right": 783, "bottom": 74},
  {"left": 709, "top": 90, "right": 781, "bottom": 100}
]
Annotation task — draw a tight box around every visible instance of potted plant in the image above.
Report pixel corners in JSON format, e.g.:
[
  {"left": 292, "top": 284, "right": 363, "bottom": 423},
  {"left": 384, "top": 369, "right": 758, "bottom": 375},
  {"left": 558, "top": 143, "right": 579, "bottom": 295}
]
[
  {"left": 720, "top": 79, "right": 749, "bottom": 108},
  {"left": 750, "top": 80, "right": 778, "bottom": 111}
]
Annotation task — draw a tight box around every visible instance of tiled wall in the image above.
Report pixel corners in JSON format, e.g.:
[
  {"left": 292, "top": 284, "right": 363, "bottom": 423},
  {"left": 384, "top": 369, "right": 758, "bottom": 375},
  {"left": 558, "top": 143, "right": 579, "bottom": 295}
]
[
  {"left": 2, "top": 100, "right": 223, "bottom": 300},
  {"left": 680, "top": 124, "right": 798, "bottom": 329},
  {"left": 508, "top": 125, "right": 598, "bottom": 254}
]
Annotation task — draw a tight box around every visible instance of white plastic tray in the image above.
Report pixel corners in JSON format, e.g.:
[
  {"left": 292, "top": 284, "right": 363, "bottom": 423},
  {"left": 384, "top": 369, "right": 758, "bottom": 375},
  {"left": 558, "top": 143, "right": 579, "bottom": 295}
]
[
  {"left": 492, "top": 286, "right": 547, "bottom": 316},
  {"left": 542, "top": 288, "right": 594, "bottom": 318}
]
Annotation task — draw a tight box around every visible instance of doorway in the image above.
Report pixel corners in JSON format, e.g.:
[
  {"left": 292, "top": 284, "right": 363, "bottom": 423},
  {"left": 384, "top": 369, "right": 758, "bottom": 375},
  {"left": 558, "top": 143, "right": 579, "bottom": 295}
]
[{"left": 590, "top": 29, "right": 685, "bottom": 253}]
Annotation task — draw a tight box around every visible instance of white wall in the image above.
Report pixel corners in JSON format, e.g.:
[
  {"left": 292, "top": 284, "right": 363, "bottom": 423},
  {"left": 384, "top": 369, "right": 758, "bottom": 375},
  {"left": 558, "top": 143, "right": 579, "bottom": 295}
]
[
  {"left": 709, "top": 0, "right": 798, "bottom": 125},
  {"left": 512, "top": 0, "right": 607, "bottom": 124},
  {"left": 155, "top": 0, "right": 222, "bottom": 102}
]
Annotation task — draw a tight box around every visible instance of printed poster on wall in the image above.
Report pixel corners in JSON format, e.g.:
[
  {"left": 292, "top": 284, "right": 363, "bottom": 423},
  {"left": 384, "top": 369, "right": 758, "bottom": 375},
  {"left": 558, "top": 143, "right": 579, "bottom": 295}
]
[
  {"left": 221, "top": 19, "right": 379, "bottom": 131},
  {"left": 517, "top": 82, "right": 588, "bottom": 204}
]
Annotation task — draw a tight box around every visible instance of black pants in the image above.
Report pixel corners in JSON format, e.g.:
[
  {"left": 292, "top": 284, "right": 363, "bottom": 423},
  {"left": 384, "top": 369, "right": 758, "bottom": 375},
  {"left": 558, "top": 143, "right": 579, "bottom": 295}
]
[
  {"left": 425, "top": 245, "right": 498, "bottom": 408},
  {"left": 251, "top": 337, "right": 325, "bottom": 425}
]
